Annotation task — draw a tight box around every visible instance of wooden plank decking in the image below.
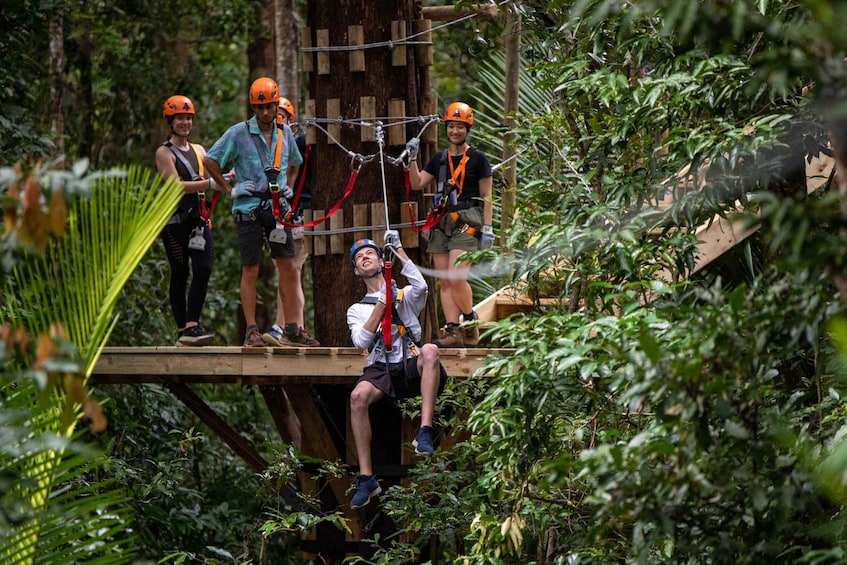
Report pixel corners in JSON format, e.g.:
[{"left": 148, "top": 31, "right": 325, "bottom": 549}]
[
  {"left": 90, "top": 345, "right": 503, "bottom": 384},
  {"left": 90, "top": 345, "right": 511, "bottom": 545}
]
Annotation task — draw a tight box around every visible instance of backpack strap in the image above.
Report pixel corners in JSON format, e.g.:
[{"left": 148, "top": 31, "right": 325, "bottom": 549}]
[
  {"left": 163, "top": 141, "right": 201, "bottom": 181},
  {"left": 436, "top": 149, "right": 450, "bottom": 201}
]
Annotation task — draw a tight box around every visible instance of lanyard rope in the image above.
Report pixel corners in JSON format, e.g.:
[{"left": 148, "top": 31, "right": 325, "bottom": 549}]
[
  {"left": 382, "top": 257, "right": 393, "bottom": 349},
  {"left": 278, "top": 159, "right": 363, "bottom": 228}
]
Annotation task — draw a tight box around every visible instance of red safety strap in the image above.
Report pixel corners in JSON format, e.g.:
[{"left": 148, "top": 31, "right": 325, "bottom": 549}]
[
  {"left": 191, "top": 144, "right": 219, "bottom": 229},
  {"left": 382, "top": 259, "right": 393, "bottom": 349},
  {"left": 404, "top": 165, "right": 445, "bottom": 233},
  {"left": 278, "top": 166, "right": 360, "bottom": 228}
]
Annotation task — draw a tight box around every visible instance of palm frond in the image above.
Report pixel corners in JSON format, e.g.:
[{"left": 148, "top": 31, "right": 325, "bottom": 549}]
[
  {"left": 7, "top": 166, "right": 182, "bottom": 373},
  {"left": 1, "top": 164, "right": 181, "bottom": 564}
]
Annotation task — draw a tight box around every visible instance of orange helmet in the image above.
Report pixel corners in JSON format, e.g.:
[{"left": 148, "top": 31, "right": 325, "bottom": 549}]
[
  {"left": 278, "top": 97, "right": 295, "bottom": 120},
  {"left": 249, "top": 77, "right": 280, "bottom": 105},
  {"left": 162, "top": 95, "right": 195, "bottom": 118},
  {"left": 444, "top": 102, "right": 474, "bottom": 128}
]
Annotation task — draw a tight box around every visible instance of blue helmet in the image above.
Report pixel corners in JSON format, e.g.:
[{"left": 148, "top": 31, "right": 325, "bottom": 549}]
[{"left": 350, "top": 238, "right": 382, "bottom": 265}]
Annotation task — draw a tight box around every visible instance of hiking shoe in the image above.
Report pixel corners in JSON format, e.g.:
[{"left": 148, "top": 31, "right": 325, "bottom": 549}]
[
  {"left": 461, "top": 322, "right": 479, "bottom": 347},
  {"left": 281, "top": 327, "right": 320, "bottom": 347},
  {"left": 243, "top": 325, "right": 265, "bottom": 347},
  {"left": 178, "top": 324, "right": 214, "bottom": 346},
  {"left": 434, "top": 324, "right": 463, "bottom": 348},
  {"left": 262, "top": 324, "right": 285, "bottom": 347},
  {"left": 412, "top": 425, "right": 436, "bottom": 455},
  {"left": 350, "top": 475, "right": 381, "bottom": 509}
]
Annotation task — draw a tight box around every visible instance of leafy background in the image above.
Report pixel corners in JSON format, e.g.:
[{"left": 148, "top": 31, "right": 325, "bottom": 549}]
[{"left": 6, "top": 0, "right": 847, "bottom": 563}]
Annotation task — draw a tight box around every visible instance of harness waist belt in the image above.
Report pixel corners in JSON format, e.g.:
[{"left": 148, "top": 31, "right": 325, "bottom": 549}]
[
  {"left": 235, "top": 211, "right": 256, "bottom": 223},
  {"left": 448, "top": 212, "right": 480, "bottom": 237},
  {"left": 167, "top": 209, "right": 198, "bottom": 225},
  {"left": 445, "top": 200, "right": 482, "bottom": 212}
]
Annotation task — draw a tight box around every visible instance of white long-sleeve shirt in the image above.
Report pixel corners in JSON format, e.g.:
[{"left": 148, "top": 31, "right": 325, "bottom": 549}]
[{"left": 346, "top": 259, "right": 428, "bottom": 365}]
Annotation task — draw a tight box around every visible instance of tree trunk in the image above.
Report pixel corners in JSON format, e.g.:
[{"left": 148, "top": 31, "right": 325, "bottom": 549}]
[
  {"left": 49, "top": 13, "right": 65, "bottom": 165},
  {"left": 501, "top": 8, "right": 520, "bottom": 249},
  {"left": 306, "top": 0, "right": 425, "bottom": 347},
  {"left": 275, "top": 0, "right": 300, "bottom": 103}
]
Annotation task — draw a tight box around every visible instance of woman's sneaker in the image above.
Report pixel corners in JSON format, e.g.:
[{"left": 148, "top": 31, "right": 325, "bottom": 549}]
[
  {"left": 178, "top": 325, "right": 214, "bottom": 346},
  {"left": 281, "top": 327, "right": 320, "bottom": 347}
]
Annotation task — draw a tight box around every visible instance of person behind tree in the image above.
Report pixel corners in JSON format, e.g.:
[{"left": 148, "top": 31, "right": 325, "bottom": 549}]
[
  {"left": 202, "top": 77, "right": 318, "bottom": 347},
  {"left": 346, "top": 232, "right": 446, "bottom": 509},
  {"left": 262, "top": 96, "right": 320, "bottom": 347},
  {"left": 155, "top": 95, "right": 219, "bottom": 346},
  {"left": 406, "top": 101, "right": 494, "bottom": 347}
]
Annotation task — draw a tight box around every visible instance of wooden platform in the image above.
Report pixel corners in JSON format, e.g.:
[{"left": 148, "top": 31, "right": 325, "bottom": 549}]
[
  {"left": 90, "top": 345, "right": 509, "bottom": 551},
  {"left": 90, "top": 345, "right": 500, "bottom": 384}
]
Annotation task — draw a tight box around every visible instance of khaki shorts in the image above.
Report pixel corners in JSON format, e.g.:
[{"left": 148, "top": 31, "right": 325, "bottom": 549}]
[{"left": 426, "top": 205, "right": 483, "bottom": 254}]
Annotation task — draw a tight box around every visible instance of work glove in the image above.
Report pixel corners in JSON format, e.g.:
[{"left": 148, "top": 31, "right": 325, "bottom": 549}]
[
  {"left": 405, "top": 137, "right": 420, "bottom": 161},
  {"left": 383, "top": 229, "right": 401, "bottom": 249},
  {"left": 231, "top": 180, "right": 258, "bottom": 198},
  {"left": 480, "top": 225, "right": 495, "bottom": 250},
  {"left": 206, "top": 178, "right": 223, "bottom": 192},
  {"left": 281, "top": 184, "right": 294, "bottom": 200},
  {"left": 378, "top": 279, "right": 399, "bottom": 305}
]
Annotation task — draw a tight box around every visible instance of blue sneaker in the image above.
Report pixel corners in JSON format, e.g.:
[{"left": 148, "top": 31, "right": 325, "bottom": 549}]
[
  {"left": 350, "top": 475, "right": 381, "bottom": 509},
  {"left": 412, "top": 425, "right": 435, "bottom": 455}
]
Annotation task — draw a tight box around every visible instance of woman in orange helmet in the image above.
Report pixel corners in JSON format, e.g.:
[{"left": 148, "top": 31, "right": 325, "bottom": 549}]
[
  {"left": 407, "top": 101, "right": 494, "bottom": 348},
  {"left": 155, "top": 95, "right": 219, "bottom": 346}
]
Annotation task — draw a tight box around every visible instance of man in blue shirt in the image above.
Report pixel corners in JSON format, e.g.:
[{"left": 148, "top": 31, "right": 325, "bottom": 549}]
[{"left": 203, "top": 77, "right": 318, "bottom": 347}]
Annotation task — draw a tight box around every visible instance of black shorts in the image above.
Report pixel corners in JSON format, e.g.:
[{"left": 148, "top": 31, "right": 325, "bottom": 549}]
[
  {"left": 236, "top": 206, "right": 294, "bottom": 265},
  {"left": 357, "top": 357, "right": 447, "bottom": 400}
]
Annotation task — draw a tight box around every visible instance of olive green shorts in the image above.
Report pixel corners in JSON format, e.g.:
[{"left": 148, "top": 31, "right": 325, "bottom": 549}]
[{"left": 426, "top": 205, "right": 483, "bottom": 254}]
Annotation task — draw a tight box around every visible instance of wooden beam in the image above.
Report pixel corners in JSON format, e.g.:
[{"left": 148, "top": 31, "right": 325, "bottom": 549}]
[
  {"left": 259, "top": 385, "right": 302, "bottom": 447},
  {"left": 164, "top": 382, "right": 268, "bottom": 472},
  {"left": 284, "top": 385, "right": 362, "bottom": 535},
  {"left": 164, "top": 382, "right": 319, "bottom": 514},
  {"left": 90, "top": 346, "right": 500, "bottom": 385}
]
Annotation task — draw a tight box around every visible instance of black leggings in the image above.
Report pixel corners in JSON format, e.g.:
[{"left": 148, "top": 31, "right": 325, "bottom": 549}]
[{"left": 161, "top": 220, "right": 214, "bottom": 329}]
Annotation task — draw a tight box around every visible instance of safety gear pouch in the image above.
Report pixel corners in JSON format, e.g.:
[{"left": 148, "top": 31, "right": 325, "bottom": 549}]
[
  {"left": 188, "top": 226, "right": 206, "bottom": 250},
  {"left": 269, "top": 223, "right": 288, "bottom": 244}
]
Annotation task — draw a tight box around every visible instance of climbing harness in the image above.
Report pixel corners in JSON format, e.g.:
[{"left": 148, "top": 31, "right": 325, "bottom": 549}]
[
  {"left": 360, "top": 283, "right": 421, "bottom": 359},
  {"left": 162, "top": 140, "right": 219, "bottom": 248},
  {"left": 402, "top": 145, "right": 481, "bottom": 238}
]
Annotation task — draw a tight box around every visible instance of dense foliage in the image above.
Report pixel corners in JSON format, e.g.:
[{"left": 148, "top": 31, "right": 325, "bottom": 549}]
[
  {"left": 360, "top": 1, "right": 847, "bottom": 563},
  {"left": 6, "top": 0, "right": 847, "bottom": 563}
]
